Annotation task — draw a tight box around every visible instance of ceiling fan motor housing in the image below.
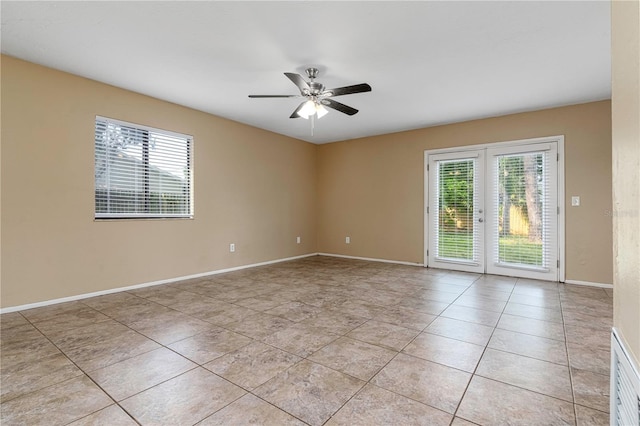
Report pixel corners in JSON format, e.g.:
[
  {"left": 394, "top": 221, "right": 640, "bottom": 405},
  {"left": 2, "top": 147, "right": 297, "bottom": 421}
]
[{"left": 308, "top": 82, "right": 325, "bottom": 95}]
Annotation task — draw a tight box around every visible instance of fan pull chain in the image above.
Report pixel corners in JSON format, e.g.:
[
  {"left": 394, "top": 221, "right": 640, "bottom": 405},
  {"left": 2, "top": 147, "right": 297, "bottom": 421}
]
[{"left": 311, "top": 113, "right": 315, "bottom": 136}]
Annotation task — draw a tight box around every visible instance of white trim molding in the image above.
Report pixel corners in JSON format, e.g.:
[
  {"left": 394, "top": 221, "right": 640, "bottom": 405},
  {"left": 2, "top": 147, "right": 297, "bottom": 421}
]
[
  {"left": 564, "top": 279, "right": 613, "bottom": 289},
  {"left": 0, "top": 253, "right": 318, "bottom": 314},
  {"left": 318, "top": 253, "right": 424, "bottom": 267}
]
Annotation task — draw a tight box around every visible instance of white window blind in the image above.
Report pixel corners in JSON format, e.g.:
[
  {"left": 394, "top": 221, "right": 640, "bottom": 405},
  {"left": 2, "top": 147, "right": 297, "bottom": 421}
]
[
  {"left": 94, "top": 116, "right": 192, "bottom": 219},
  {"left": 434, "top": 158, "right": 481, "bottom": 264},
  {"left": 492, "top": 151, "right": 550, "bottom": 269}
]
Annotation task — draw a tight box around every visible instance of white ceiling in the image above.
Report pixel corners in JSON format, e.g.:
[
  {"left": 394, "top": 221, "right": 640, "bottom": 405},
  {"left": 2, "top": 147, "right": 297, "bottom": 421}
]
[{"left": 1, "top": 1, "right": 610, "bottom": 144}]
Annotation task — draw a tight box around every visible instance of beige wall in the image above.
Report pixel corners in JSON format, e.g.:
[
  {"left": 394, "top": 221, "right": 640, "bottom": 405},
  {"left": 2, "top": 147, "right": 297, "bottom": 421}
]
[
  {"left": 1, "top": 56, "right": 318, "bottom": 308},
  {"left": 0, "top": 55, "right": 616, "bottom": 309},
  {"left": 612, "top": 0, "right": 640, "bottom": 368},
  {"left": 318, "top": 101, "right": 613, "bottom": 284}
]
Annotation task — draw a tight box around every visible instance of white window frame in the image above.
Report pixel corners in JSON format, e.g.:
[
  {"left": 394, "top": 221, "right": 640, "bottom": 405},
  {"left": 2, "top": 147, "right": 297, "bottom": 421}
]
[{"left": 94, "top": 116, "right": 193, "bottom": 220}]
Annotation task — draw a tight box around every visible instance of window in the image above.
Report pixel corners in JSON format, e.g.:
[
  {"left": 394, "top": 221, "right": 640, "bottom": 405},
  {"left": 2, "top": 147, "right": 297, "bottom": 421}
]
[{"left": 94, "top": 116, "right": 192, "bottom": 219}]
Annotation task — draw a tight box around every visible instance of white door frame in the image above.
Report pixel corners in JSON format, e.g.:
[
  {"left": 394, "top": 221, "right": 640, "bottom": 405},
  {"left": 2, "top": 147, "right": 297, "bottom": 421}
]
[{"left": 424, "top": 135, "right": 565, "bottom": 282}]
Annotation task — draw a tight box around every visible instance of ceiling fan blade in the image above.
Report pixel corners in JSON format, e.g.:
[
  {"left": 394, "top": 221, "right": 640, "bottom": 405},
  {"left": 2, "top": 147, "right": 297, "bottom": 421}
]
[
  {"left": 323, "top": 83, "right": 372, "bottom": 97},
  {"left": 321, "top": 98, "right": 359, "bottom": 116},
  {"left": 289, "top": 102, "right": 306, "bottom": 118},
  {"left": 248, "top": 95, "right": 298, "bottom": 98},
  {"left": 284, "top": 72, "right": 310, "bottom": 94}
]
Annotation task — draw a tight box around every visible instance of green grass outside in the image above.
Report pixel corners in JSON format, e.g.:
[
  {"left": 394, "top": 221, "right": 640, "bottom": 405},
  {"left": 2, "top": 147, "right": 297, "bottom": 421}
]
[{"left": 438, "top": 232, "right": 542, "bottom": 265}]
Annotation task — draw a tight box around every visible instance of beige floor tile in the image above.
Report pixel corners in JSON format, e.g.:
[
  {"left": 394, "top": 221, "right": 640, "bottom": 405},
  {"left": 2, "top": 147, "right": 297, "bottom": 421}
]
[
  {"left": 100, "top": 301, "right": 174, "bottom": 325},
  {"left": 503, "top": 302, "right": 563, "bottom": 323},
  {"left": 45, "top": 319, "right": 131, "bottom": 352},
  {"left": 0, "top": 260, "right": 614, "bottom": 426},
  {"left": 225, "top": 312, "right": 294, "bottom": 339},
  {"left": 1, "top": 351, "right": 83, "bottom": 402},
  {"left": 63, "top": 330, "right": 161, "bottom": 372},
  {"left": 120, "top": 367, "right": 245, "bottom": 425},
  {"left": 308, "top": 337, "right": 396, "bottom": 380},
  {"left": 457, "top": 376, "right": 575, "bottom": 425},
  {"left": 326, "top": 383, "right": 452, "bottom": 426},
  {"left": 347, "top": 320, "right": 420, "bottom": 351},
  {"left": 575, "top": 404, "right": 610, "bottom": 426},
  {"left": 355, "top": 289, "right": 405, "bottom": 306},
  {"left": 88, "top": 347, "right": 196, "bottom": 401},
  {"left": 371, "top": 353, "right": 471, "bottom": 414},
  {"left": 233, "top": 293, "right": 291, "bottom": 311},
  {"left": 165, "top": 295, "right": 231, "bottom": 317},
  {"left": 476, "top": 348, "right": 573, "bottom": 401},
  {"left": 81, "top": 292, "right": 145, "bottom": 311},
  {"left": 411, "top": 290, "right": 460, "bottom": 304},
  {"left": 331, "top": 299, "right": 386, "bottom": 318},
  {"left": 68, "top": 404, "right": 138, "bottom": 425},
  {"left": 375, "top": 306, "right": 436, "bottom": 330},
  {"left": 0, "top": 376, "right": 113, "bottom": 425},
  {"left": 200, "top": 303, "right": 258, "bottom": 326},
  {"left": 425, "top": 317, "right": 494, "bottom": 346},
  {"left": 567, "top": 341, "right": 610, "bottom": 376},
  {"left": 29, "top": 306, "right": 112, "bottom": 335},
  {"left": 167, "top": 326, "right": 252, "bottom": 364},
  {"left": 462, "top": 286, "right": 511, "bottom": 301},
  {"left": 562, "top": 309, "right": 612, "bottom": 330},
  {"left": 508, "top": 292, "right": 561, "bottom": 308},
  {"left": 205, "top": 341, "right": 301, "bottom": 390},
  {"left": 198, "top": 393, "right": 305, "bottom": 425},
  {"left": 451, "top": 417, "right": 479, "bottom": 425},
  {"left": 403, "top": 332, "right": 484, "bottom": 372},
  {"left": 396, "top": 296, "right": 450, "bottom": 315},
  {"left": 128, "top": 286, "right": 199, "bottom": 307},
  {"left": 441, "top": 304, "right": 501, "bottom": 327},
  {"left": 299, "top": 310, "right": 368, "bottom": 335},
  {"left": 264, "top": 301, "right": 324, "bottom": 322},
  {"left": 0, "top": 322, "right": 42, "bottom": 345},
  {"left": 512, "top": 280, "right": 559, "bottom": 296},
  {"left": 496, "top": 313, "right": 565, "bottom": 341},
  {"left": 565, "top": 324, "right": 611, "bottom": 352},
  {"left": 452, "top": 295, "right": 507, "bottom": 313},
  {"left": 571, "top": 368, "right": 610, "bottom": 413},
  {"left": 19, "top": 301, "right": 86, "bottom": 322},
  {"left": 126, "top": 310, "right": 212, "bottom": 345},
  {"left": 1, "top": 331, "right": 61, "bottom": 368},
  {"left": 254, "top": 360, "right": 365, "bottom": 426},
  {"left": 0, "top": 312, "right": 30, "bottom": 331},
  {"left": 488, "top": 328, "right": 568, "bottom": 365},
  {"left": 262, "top": 323, "right": 340, "bottom": 357}
]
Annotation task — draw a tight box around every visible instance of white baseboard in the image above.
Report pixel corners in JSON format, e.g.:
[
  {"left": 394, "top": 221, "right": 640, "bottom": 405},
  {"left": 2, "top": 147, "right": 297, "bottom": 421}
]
[
  {"left": 318, "top": 253, "right": 424, "bottom": 267},
  {"left": 564, "top": 279, "right": 613, "bottom": 289},
  {"left": 0, "top": 253, "right": 319, "bottom": 314}
]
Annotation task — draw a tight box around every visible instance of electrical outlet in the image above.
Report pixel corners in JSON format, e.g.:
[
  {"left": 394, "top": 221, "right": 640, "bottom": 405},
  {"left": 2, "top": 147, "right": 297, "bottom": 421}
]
[
  {"left": 229, "top": 243, "right": 235, "bottom": 253},
  {"left": 346, "top": 236, "right": 351, "bottom": 244},
  {"left": 296, "top": 236, "right": 301, "bottom": 244},
  {"left": 571, "top": 196, "right": 580, "bottom": 207}
]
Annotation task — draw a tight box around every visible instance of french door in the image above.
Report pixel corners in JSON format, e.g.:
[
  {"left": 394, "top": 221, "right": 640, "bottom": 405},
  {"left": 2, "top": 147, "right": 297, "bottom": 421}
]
[{"left": 426, "top": 139, "right": 562, "bottom": 281}]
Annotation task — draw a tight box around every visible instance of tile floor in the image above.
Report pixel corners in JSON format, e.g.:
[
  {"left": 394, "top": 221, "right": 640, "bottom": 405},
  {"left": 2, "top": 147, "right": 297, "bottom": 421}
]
[{"left": 0, "top": 256, "right": 613, "bottom": 425}]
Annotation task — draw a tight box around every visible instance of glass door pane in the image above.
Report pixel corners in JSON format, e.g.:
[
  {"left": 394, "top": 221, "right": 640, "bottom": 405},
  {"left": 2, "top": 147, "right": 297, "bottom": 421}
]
[
  {"left": 486, "top": 144, "right": 558, "bottom": 280},
  {"left": 428, "top": 151, "right": 484, "bottom": 274}
]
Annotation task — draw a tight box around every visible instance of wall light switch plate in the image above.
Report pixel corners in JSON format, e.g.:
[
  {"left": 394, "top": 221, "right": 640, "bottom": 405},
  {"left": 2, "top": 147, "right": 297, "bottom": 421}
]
[
  {"left": 296, "top": 236, "right": 301, "bottom": 244},
  {"left": 571, "top": 196, "right": 580, "bottom": 207},
  {"left": 346, "top": 236, "right": 351, "bottom": 244},
  {"left": 229, "top": 243, "right": 235, "bottom": 252}
]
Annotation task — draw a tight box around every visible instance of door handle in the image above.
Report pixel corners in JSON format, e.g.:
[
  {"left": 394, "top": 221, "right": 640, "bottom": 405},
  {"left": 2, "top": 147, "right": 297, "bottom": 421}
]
[{"left": 478, "top": 218, "right": 484, "bottom": 223}]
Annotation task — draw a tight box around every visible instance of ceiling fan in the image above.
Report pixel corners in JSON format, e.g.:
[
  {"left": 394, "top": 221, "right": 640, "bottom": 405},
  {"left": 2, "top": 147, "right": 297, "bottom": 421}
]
[{"left": 248, "top": 68, "right": 372, "bottom": 119}]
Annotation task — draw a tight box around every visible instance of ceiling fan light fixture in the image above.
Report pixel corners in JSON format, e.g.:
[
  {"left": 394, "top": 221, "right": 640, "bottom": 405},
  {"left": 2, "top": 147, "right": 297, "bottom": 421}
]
[
  {"left": 297, "top": 100, "right": 316, "bottom": 119},
  {"left": 316, "top": 103, "right": 329, "bottom": 118}
]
